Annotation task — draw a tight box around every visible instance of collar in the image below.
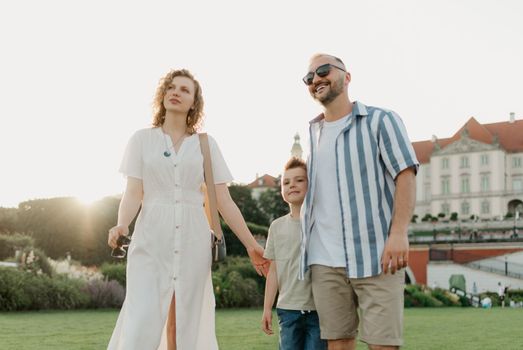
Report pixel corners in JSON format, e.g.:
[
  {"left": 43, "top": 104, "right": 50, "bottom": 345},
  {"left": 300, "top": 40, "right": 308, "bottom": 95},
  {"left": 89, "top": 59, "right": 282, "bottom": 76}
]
[{"left": 309, "top": 101, "right": 369, "bottom": 125}]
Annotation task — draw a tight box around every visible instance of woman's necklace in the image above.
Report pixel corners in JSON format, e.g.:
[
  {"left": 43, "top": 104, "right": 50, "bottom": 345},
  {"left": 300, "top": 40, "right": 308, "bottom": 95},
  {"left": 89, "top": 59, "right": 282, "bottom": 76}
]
[{"left": 162, "top": 129, "right": 188, "bottom": 157}]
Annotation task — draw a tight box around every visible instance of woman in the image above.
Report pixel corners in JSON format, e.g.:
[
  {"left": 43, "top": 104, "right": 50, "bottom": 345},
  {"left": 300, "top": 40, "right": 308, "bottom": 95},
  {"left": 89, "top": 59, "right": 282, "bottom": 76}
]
[{"left": 107, "top": 69, "right": 269, "bottom": 350}]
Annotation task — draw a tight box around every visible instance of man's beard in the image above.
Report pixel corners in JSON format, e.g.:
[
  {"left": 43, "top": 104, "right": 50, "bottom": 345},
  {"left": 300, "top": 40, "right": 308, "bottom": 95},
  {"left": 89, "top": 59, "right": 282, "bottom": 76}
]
[{"left": 315, "top": 77, "right": 344, "bottom": 106}]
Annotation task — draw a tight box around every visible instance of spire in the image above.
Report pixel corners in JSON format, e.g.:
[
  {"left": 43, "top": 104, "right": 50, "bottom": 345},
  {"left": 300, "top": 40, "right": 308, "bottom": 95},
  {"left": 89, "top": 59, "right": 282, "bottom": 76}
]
[{"left": 291, "top": 132, "right": 303, "bottom": 159}]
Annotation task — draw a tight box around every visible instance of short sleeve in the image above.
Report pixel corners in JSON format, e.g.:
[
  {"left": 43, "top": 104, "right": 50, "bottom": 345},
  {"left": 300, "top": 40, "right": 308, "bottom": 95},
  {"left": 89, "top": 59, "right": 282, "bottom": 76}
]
[
  {"left": 119, "top": 130, "right": 143, "bottom": 179},
  {"left": 377, "top": 111, "right": 419, "bottom": 179},
  {"left": 208, "top": 135, "right": 233, "bottom": 184},
  {"left": 263, "top": 222, "right": 276, "bottom": 260}
]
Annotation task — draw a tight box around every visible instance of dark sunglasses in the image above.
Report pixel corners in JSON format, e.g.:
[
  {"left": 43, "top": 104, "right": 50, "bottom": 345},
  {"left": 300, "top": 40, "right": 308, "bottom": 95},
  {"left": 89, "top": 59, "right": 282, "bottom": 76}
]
[
  {"left": 111, "top": 235, "right": 132, "bottom": 259},
  {"left": 302, "top": 63, "right": 346, "bottom": 86}
]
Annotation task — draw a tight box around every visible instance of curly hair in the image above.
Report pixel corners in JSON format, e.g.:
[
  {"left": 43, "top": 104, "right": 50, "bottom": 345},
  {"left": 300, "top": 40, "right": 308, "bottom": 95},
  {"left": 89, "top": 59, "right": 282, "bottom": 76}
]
[{"left": 151, "top": 69, "right": 204, "bottom": 134}]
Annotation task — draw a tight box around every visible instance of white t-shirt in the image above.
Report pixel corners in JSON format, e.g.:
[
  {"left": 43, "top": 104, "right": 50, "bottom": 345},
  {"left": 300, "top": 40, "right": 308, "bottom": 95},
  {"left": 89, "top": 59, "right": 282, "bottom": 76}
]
[
  {"left": 498, "top": 285, "right": 505, "bottom": 297},
  {"left": 308, "top": 115, "right": 349, "bottom": 267}
]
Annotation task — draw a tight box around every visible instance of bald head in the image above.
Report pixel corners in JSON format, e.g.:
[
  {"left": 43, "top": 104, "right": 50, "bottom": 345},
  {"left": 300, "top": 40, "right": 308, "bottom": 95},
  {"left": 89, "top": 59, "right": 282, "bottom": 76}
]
[{"left": 308, "top": 53, "right": 347, "bottom": 71}]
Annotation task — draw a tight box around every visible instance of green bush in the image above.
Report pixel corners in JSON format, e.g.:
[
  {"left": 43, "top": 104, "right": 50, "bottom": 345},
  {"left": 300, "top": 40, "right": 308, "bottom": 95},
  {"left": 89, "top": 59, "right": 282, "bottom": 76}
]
[
  {"left": 507, "top": 289, "right": 523, "bottom": 303},
  {"left": 212, "top": 256, "right": 263, "bottom": 308},
  {"left": 0, "top": 267, "right": 30, "bottom": 310},
  {"left": 459, "top": 294, "right": 472, "bottom": 307},
  {"left": 404, "top": 284, "right": 444, "bottom": 307},
  {"left": 222, "top": 222, "right": 269, "bottom": 257},
  {"left": 100, "top": 262, "right": 126, "bottom": 287},
  {"left": 431, "top": 288, "right": 460, "bottom": 306},
  {"left": 245, "top": 222, "right": 269, "bottom": 236},
  {"left": 0, "top": 268, "right": 89, "bottom": 311},
  {"left": 0, "top": 233, "right": 34, "bottom": 260}
]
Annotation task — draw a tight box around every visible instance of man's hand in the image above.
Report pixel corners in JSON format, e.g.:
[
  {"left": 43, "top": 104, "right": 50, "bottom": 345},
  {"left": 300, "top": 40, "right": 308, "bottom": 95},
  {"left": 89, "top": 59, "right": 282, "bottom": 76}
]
[
  {"left": 247, "top": 245, "right": 271, "bottom": 277},
  {"left": 261, "top": 309, "right": 274, "bottom": 335},
  {"left": 381, "top": 232, "right": 409, "bottom": 274}
]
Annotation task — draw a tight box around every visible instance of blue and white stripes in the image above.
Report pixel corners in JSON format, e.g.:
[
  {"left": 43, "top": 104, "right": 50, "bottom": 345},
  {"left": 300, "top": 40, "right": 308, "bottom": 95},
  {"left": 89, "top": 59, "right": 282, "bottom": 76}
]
[{"left": 300, "top": 101, "right": 419, "bottom": 279}]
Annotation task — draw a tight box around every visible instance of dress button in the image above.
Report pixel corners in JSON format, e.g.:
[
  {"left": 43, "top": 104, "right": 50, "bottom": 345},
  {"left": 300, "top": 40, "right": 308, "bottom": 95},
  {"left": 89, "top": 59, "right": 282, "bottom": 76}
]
[
  {"left": 174, "top": 164, "right": 178, "bottom": 168},
  {"left": 176, "top": 225, "right": 180, "bottom": 229},
  {"left": 174, "top": 250, "right": 179, "bottom": 254},
  {"left": 173, "top": 277, "right": 177, "bottom": 280}
]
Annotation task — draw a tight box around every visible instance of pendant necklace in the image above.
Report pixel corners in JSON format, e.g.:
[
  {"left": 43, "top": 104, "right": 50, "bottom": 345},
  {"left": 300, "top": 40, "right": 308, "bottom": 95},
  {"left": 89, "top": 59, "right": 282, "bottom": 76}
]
[{"left": 162, "top": 129, "right": 188, "bottom": 157}]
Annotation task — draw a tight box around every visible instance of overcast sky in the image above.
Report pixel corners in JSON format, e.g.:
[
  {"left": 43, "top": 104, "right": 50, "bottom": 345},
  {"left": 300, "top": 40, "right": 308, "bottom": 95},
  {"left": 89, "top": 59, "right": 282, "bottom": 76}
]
[{"left": 1, "top": 0, "right": 522, "bottom": 207}]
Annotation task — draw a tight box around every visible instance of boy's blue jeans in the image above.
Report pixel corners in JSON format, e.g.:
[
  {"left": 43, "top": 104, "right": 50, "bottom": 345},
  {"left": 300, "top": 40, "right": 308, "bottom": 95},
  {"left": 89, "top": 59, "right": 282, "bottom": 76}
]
[{"left": 276, "top": 308, "right": 327, "bottom": 350}]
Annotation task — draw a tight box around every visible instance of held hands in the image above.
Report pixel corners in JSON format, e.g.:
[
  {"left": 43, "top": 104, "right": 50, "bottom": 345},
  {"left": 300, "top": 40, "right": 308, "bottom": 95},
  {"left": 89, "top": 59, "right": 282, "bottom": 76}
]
[
  {"left": 107, "top": 225, "right": 129, "bottom": 249},
  {"left": 247, "top": 245, "right": 270, "bottom": 277},
  {"left": 381, "top": 232, "right": 409, "bottom": 274},
  {"left": 261, "top": 309, "right": 274, "bottom": 335}
]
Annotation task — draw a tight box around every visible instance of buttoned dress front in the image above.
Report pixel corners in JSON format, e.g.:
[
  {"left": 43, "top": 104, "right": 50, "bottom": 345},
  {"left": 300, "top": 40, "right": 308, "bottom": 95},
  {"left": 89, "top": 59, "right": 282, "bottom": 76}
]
[{"left": 108, "top": 127, "right": 232, "bottom": 350}]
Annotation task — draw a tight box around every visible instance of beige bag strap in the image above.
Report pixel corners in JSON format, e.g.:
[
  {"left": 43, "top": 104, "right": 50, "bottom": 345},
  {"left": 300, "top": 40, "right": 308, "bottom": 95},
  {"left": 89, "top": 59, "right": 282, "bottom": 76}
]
[{"left": 199, "top": 133, "right": 223, "bottom": 241}]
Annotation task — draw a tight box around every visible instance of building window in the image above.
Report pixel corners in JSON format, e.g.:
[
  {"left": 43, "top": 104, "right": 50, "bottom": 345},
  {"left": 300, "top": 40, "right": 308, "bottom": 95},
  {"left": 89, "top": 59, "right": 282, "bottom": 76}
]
[
  {"left": 480, "top": 174, "right": 490, "bottom": 192},
  {"left": 441, "top": 158, "right": 449, "bottom": 169},
  {"left": 424, "top": 185, "right": 431, "bottom": 201},
  {"left": 480, "top": 154, "right": 489, "bottom": 166},
  {"left": 513, "top": 157, "right": 522, "bottom": 168},
  {"left": 441, "top": 177, "right": 450, "bottom": 195},
  {"left": 441, "top": 203, "right": 450, "bottom": 215},
  {"left": 460, "top": 156, "right": 469, "bottom": 168},
  {"left": 481, "top": 201, "right": 490, "bottom": 214},
  {"left": 514, "top": 178, "right": 523, "bottom": 191},
  {"left": 461, "top": 201, "right": 470, "bottom": 215},
  {"left": 461, "top": 177, "right": 470, "bottom": 193}
]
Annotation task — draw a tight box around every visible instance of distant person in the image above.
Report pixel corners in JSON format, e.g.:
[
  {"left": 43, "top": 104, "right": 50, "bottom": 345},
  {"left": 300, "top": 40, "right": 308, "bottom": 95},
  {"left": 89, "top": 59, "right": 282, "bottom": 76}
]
[
  {"left": 498, "top": 282, "right": 506, "bottom": 308},
  {"left": 107, "top": 69, "right": 269, "bottom": 350},
  {"left": 261, "top": 157, "right": 326, "bottom": 350},
  {"left": 300, "top": 53, "right": 418, "bottom": 350}
]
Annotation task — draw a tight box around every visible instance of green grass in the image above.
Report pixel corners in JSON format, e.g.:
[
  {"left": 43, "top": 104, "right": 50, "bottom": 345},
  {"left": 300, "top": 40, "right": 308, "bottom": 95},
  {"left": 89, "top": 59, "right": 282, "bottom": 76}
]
[{"left": 0, "top": 308, "right": 522, "bottom": 349}]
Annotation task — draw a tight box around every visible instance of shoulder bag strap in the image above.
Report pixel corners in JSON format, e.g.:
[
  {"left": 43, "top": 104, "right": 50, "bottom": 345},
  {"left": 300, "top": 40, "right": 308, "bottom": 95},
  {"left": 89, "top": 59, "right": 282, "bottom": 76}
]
[{"left": 199, "top": 133, "right": 223, "bottom": 240}]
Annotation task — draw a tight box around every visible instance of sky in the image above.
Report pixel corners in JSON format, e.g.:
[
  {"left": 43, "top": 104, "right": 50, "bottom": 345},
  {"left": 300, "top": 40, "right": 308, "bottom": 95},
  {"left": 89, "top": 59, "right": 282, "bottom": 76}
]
[{"left": 1, "top": 0, "right": 522, "bottom": 208}]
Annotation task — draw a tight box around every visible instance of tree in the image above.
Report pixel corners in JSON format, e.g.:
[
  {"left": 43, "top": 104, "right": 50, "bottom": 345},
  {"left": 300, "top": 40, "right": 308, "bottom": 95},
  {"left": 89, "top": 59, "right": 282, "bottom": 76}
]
[
  {"left": 258, "top": 188, "right": 289, "bottom": 223},
  {"left": 0, "top": 207, "right": 18, "bottom": 233},
  {"left": 228, "top": 184, "right": 268, "bottom": 226},
  {"left": 14, "top": 197, "right": 121, "bottom": 265},
  {"left": 421, "top": 213, "right": 432, "bottom": 222}
]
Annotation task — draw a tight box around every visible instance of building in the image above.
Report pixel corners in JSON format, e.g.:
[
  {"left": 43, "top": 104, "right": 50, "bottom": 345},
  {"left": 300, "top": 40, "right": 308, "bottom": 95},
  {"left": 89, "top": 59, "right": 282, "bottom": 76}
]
[
  {"left": 291, "top": 132, "right": 303, "bottom": 159},
  {"left": 412, "top": 113, "right": 523, "bottom": 220},
  {"left": 246, "top": 174, "right": 279, "bottom": 200}
]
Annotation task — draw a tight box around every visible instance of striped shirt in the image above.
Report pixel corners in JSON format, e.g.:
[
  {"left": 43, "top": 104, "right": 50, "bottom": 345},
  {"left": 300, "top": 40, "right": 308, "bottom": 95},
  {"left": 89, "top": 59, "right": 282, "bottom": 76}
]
[{"left": 299, "top": 101, "right": 419, "bottom": 279}]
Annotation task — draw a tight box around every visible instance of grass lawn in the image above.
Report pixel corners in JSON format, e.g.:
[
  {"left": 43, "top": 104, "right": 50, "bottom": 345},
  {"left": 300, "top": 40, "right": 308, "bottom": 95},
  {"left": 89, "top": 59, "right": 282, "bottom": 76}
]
[{"left": 0, "top": 307, "right": 522, "bottom": 349}]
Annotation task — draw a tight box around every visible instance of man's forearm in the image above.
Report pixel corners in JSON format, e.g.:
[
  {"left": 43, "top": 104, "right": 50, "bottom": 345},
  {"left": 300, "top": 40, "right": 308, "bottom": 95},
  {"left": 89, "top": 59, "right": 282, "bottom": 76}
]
[{"left": 389, "top": 167, "right": 416, "bottom": 236}]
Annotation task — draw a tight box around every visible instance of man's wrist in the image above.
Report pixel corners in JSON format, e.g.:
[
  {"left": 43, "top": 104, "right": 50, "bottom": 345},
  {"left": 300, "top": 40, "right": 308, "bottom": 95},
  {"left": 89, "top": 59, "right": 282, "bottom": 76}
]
[{"left": 389, "top": 227, "right": 408, "bottom": 237}]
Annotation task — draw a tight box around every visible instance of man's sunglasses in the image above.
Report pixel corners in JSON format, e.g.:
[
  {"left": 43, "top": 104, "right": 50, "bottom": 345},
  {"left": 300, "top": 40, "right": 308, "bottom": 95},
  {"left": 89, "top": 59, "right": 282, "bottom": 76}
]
[
  {"left": 302, "top": 63, "right": 346, "bottom": 86},
  {"left": 111, "top": 235, "right": 132, "bottom": 259}
]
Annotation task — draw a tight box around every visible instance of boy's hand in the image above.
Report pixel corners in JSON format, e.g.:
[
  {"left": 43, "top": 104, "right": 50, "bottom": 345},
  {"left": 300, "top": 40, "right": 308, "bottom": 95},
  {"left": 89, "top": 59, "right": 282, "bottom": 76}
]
[{"left": 261, "top": 309, "right": 274, "bottom": 335}]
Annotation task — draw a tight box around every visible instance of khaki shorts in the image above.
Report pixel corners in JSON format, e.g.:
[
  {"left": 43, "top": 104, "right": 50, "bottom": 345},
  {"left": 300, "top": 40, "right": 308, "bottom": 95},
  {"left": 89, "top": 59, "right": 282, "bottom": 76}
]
[{"left": 310, "top": 265, "right": 404, "bottom": 346}]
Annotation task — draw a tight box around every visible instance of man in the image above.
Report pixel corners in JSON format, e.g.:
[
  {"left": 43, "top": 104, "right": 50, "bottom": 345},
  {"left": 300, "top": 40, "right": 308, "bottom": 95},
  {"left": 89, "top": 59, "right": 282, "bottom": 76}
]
[{"left": 299, "top": 53, "right": 419, "bottom": 350}]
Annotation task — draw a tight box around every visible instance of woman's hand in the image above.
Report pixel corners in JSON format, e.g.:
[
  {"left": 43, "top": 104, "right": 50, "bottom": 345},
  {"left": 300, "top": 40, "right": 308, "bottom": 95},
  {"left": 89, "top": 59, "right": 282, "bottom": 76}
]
[
  {"left": 108, "top": 225, "right": 129, "bottom": 248},
  {"left": 247, "top": 245, "right": 270, "bottom": 277}
]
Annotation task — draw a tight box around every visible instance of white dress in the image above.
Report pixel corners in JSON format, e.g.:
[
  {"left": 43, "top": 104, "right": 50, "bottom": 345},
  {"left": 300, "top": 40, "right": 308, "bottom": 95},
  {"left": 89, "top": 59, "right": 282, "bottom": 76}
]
[{"left": 108, "top": 127, "right": 233, "bottom": 350}]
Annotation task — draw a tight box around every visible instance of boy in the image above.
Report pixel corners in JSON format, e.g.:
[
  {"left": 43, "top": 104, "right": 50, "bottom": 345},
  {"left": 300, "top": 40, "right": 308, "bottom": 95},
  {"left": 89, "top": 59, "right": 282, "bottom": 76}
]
[{"left": 261, "top": 157, "right": 326, "bottom": 350}]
